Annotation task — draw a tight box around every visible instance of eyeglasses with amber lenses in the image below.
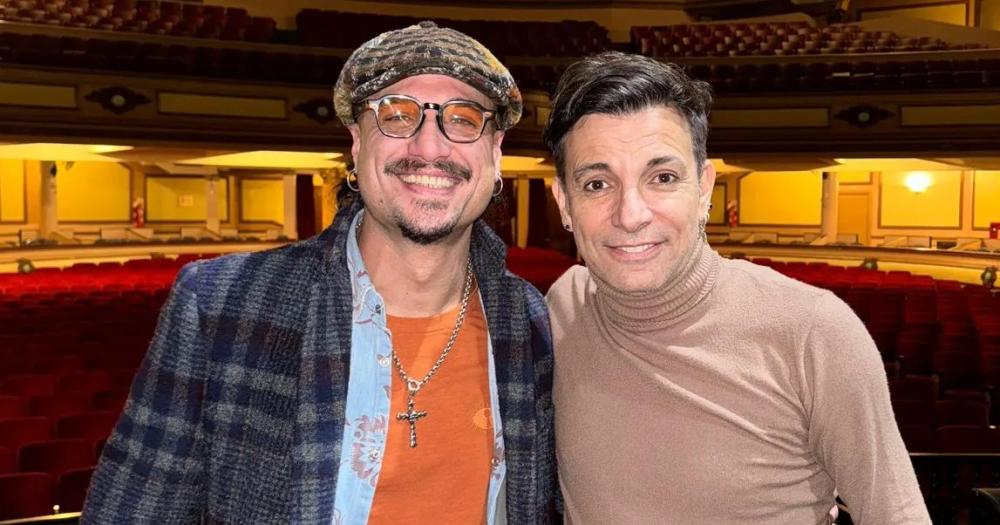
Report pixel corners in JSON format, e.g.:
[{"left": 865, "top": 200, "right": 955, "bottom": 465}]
[{"left": 352, "top": 94, "right": 497, "bottom": 144}]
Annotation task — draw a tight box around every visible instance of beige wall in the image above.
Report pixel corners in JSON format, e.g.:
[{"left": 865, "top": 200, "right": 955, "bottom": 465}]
[
  {"left": 0, "top": 159, "right": 25, "bottom": 223},
  {"left": 146, "top": 176, "right": 230, "bottom": 222},
  {"left": 56, "top": 161, "right": 131, "bottom": 223},
  {"left": 240, "top": 177, "right": 285, "bottom": 224},
  {"left": 983, "top": 0, "right": 1000, "bottom": 29}
]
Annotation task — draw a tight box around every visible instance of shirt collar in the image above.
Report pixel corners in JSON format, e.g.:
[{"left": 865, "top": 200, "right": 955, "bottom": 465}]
[{"left": 346, "top": 209, "right": 386, "bottom": 324}]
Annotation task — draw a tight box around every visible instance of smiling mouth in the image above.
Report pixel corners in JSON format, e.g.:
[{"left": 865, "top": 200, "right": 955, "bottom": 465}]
[
  {"left": 612, "top": 243, "right": 659, "bottom": 254},
  {"left": 399, "top": 174, "right": 458, "bottom": 189}
]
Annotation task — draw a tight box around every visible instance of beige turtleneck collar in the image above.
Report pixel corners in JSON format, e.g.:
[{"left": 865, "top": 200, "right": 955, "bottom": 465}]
[{"left": 590, "top": 241, "right": 720, "bottom": 333}]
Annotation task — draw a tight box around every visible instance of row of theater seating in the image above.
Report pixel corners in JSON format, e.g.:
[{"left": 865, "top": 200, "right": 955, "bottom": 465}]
[
  {"left": 294, "top": 10, "right": 610, "bottom": 58},
  {"left": 0, "top": 470, "right": 93, "bottom": 518},
  {"left": 0, "top": 380, "right": 123, "bottom": 519},
  {"left": 0, "top": 254, "right": 211, "bottom": 294},
  {"left": 0, "top": 32, "right": 342, "bottom": 85},
  {"left": 686, "top": 59, "right": 1000, "bottom": 92},
  {"left": 2, "top": 26, "right": 994, "bottom": 95},
  {"left": 0, "top": 0, "right": 276, "bottom": 42},
  {"left": 0, "top": 1, "right": 611, "bottom": 57},
  {"left": 631, "top": 22, "right": 986, "bottom": 58},
  {"left": 0, "top": 255, "right": 170, "bottom": 520},
  {"left": 0, "top": 252, "right": 995, "bottom": 520}
]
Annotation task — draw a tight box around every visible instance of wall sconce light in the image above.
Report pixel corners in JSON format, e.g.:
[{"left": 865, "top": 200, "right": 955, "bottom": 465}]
[
  {"left": 861, "top": 257, "right": 879, "bottom": 270},
  {"left": 904, "top": 172, "right": 932, "bottom": 193},
  {"left": 983, "top": 266, "right": 997, "bottom": 289},
  {"left": 16, "top": 258, "right": 35, "bottom": 273}
]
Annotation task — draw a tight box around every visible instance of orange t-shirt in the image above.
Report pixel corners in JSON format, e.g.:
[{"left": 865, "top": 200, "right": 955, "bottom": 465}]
[{"left": 368, "top": 288, "right": 494, "bottom": 524}]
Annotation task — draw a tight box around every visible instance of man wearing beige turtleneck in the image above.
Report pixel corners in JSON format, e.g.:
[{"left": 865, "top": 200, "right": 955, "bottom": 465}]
[{"left": 541, "top": 52, "right": 930, "bottom": 525}]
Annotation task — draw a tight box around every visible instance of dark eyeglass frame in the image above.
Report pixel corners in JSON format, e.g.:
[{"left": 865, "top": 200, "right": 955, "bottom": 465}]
[{"left": 352, "top": 94, "right": 497, "bottom": 144}]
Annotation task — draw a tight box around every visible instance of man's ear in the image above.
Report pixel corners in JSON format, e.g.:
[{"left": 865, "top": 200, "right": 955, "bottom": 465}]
[
  {"left": 551, "top": 177, "right": 572, "bottom": 229},
  {"left": 698, "top": 160, "right": 717, "bottom": 219},
  {"left": 492, "top": 129, "right": 505, "bottom": 173},
  {"left": 348, "top": 123, "right": 362, "bottom": 165}
]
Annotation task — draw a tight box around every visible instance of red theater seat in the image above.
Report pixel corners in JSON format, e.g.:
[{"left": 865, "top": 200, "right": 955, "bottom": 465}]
[
  {"left": 29, "top": 394, "right": 90, "bottom": 420},
  {"left": 935, "top": 425, "right": 1000, "bottom": 453},
  {"left": 0, "top": 395, "right": 26, "bottom": 417},
  {"left": 56, "top": 371, "right": 112, "bottom": 394},
  {"left": 56, "top": 466, "right": 95, "bottom": 513},
  {"left": 1, "top": 374, "right": 56, "bottom": 396},
  {"left": 889, "top": 375, "right": 938, "bottom": 403},
  {"left": 32, "top": 355, "right": 84, "bottom": 374},
  {"left": 892, "top": 399, "right": 933, "bottom": 428},
  {"left": 933, "top": 400, "right": 990, "bottom": 427},
  {"left": 0, "top": 416, "right": 51, "bottom": 450},
  {"left": 898, "top": 425, "right": 935, "bottom": 452},
  {"left": 18, "top": 439, "right": 94, "bottom": 477},
  {"left": 0, "top": 472, "right": 54, "bottom": 520},
  {"left": 55, "top": 411, "right": 118, "bottom": 442},
  {"left": 91, "top": 390, "right": 128, "bottom": 413},
  {"left": 933, "top": 352, "right": 983, "bottom": 390},
  {"left": 0, "top": 446, "right": 15, "bottom": 474}
]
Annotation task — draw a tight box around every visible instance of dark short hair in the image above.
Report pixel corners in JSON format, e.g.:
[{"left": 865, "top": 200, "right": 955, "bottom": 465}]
[{"left": 542, "top": 52, "right": 713, "bottom": 181}]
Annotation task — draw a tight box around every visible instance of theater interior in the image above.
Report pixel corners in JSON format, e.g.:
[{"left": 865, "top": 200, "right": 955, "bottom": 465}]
[{"left": 0, "top": 0, "right": 999, "bottom": 523}]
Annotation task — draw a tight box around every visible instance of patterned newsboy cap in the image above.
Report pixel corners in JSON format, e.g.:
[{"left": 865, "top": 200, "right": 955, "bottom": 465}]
[{"left": 334, "top": 21, "right": 522, "bottom": 131}]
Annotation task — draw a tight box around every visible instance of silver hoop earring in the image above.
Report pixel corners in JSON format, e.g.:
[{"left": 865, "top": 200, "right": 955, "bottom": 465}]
[
  {"left": 492, "top": 174, "right": 504, "bottom": 197},
  {"left": 346, "top": 168, "right": 360, "bottom": 192}
]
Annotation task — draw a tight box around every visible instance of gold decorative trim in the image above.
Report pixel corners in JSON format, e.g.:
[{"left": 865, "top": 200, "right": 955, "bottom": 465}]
[
  {"left": 711, "top": 108, "right": 828, "bottom": 129},
  {"left": 901, "top": 105, "right": 1000, "bottom": 126},
  {"left": 158, "top": 92, "right": 287, "bottom": 119},
  {"left": 0, "top": 82, "right": 77, "bottom": 109}
]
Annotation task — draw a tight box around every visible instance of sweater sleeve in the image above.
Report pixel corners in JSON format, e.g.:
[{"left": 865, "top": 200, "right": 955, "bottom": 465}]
[
  {"left": 802, "top": 292, "right": 930, "bottom": 525},
  {"left": 82, "top": 262, "right": 208, "bottom": 524}
]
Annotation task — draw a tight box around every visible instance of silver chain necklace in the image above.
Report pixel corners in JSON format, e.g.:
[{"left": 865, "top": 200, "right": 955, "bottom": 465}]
[{"left": 392, "top": 257, "right": 475, "bottom": 448}]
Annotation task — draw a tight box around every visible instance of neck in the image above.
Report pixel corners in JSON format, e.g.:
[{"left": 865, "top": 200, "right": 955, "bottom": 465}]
[
  {"left": 592, "top": 241, "right": 720, "bottom": 333},
  {"left": 357, "top": 211, "right": 473, "bottom": 317}
]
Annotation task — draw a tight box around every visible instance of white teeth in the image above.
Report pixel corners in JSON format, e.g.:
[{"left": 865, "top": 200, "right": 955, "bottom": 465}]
[
  {"left": 618, "top": 244, "right": 654, "bottom": 253},
  {"left": 399, "top": 174, "right": 456, "bottom": 189}
]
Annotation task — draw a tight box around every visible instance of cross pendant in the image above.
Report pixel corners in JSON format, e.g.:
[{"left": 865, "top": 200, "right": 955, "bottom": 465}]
[{"left": 396, "top": 396, "right": 427, "bottom": 448}]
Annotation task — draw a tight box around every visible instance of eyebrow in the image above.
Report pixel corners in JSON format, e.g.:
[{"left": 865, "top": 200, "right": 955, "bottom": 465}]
[
  {"left": 646, "top": 155, "right": 687, "bottom": 171},
  {"left": 570, "top": 162, "right": 610, "bottom": 181},
  {"left": 571, "top": 155, "right": 688, "bottom": 181}
]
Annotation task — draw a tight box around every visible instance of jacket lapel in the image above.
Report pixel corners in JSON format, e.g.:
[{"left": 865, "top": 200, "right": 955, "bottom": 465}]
[
  {"left": 290, "top": 202, "right": 359, "bottom": 524},
  {"left": 472, "top": 222, "right": 539, "bottom": 522}
]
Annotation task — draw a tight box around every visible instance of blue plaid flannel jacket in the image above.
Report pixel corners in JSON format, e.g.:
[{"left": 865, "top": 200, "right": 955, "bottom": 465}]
[{"left": 82, "top": 198, "right": 558, "bottom": 524}]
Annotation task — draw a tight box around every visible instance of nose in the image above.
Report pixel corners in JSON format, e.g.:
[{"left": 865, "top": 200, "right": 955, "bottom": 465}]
[
  {"left": 612, "top": 186, "right": 653, "bottom": 233},
  {"left": 406, "top": 109, "right": 453, "bottom": 161}
]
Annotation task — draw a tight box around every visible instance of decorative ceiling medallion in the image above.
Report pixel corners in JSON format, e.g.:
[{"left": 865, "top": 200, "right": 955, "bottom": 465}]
[
  {"left": 85, "top": 86, "right": 151, "bottom": 115},
  {"left": 294, "top": 98, "right": 336, "bottom": 124},
  {"left": 834, "top": 104, "right": 893, "bottom": 129}
]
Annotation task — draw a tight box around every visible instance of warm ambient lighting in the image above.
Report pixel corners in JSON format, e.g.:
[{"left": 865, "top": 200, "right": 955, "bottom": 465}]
[
  {"left": 178, "top": 151, "right": 344, "bottom": 169},
  {"left": 904, "top": 172, "right": 933, "bottom": 193},
  {"left": 88, "top": 145, "right": 134, "bottom": 154},
  {"left": 829, "top": 158, "right": 960, "bottom": 172},
  {"left": 500, "top": 156, "right": 550, "bottom": 172},
  {"left": 0, "top": 143, "right": 133, "bottom": 161}
]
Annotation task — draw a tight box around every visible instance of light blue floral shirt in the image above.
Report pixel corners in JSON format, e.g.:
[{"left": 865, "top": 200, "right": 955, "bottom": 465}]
[{"left": 331, "top": 211, "right": 507, "bottom": 525}]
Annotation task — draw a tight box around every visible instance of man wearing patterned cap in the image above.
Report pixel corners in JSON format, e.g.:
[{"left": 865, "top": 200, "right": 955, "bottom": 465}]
[{"left": 83, "top": 22, "right": 557, "bottom": 524}]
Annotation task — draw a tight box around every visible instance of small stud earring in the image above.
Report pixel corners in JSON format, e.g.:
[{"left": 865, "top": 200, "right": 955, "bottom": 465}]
[{"left": 563, "top": 223, "right": 573, "bottom": 232}]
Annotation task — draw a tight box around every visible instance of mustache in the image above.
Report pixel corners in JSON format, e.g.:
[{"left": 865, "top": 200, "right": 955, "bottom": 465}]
[{"left": 384, "top": 158, "right": 471, "bottom": 181}]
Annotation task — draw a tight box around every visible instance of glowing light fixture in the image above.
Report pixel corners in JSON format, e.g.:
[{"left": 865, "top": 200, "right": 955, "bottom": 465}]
[
  {"left": 88, "top": 145, "right": 134, "bottom": 154},
  {"left": 178, "top": 151, "right": 344, "bottom": 169},
  {"left": 904, "top": 172, "right": 933, "bottom": 193},
  {"left": 0, "top": 143, "right": 132, "bottom": 161}
]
